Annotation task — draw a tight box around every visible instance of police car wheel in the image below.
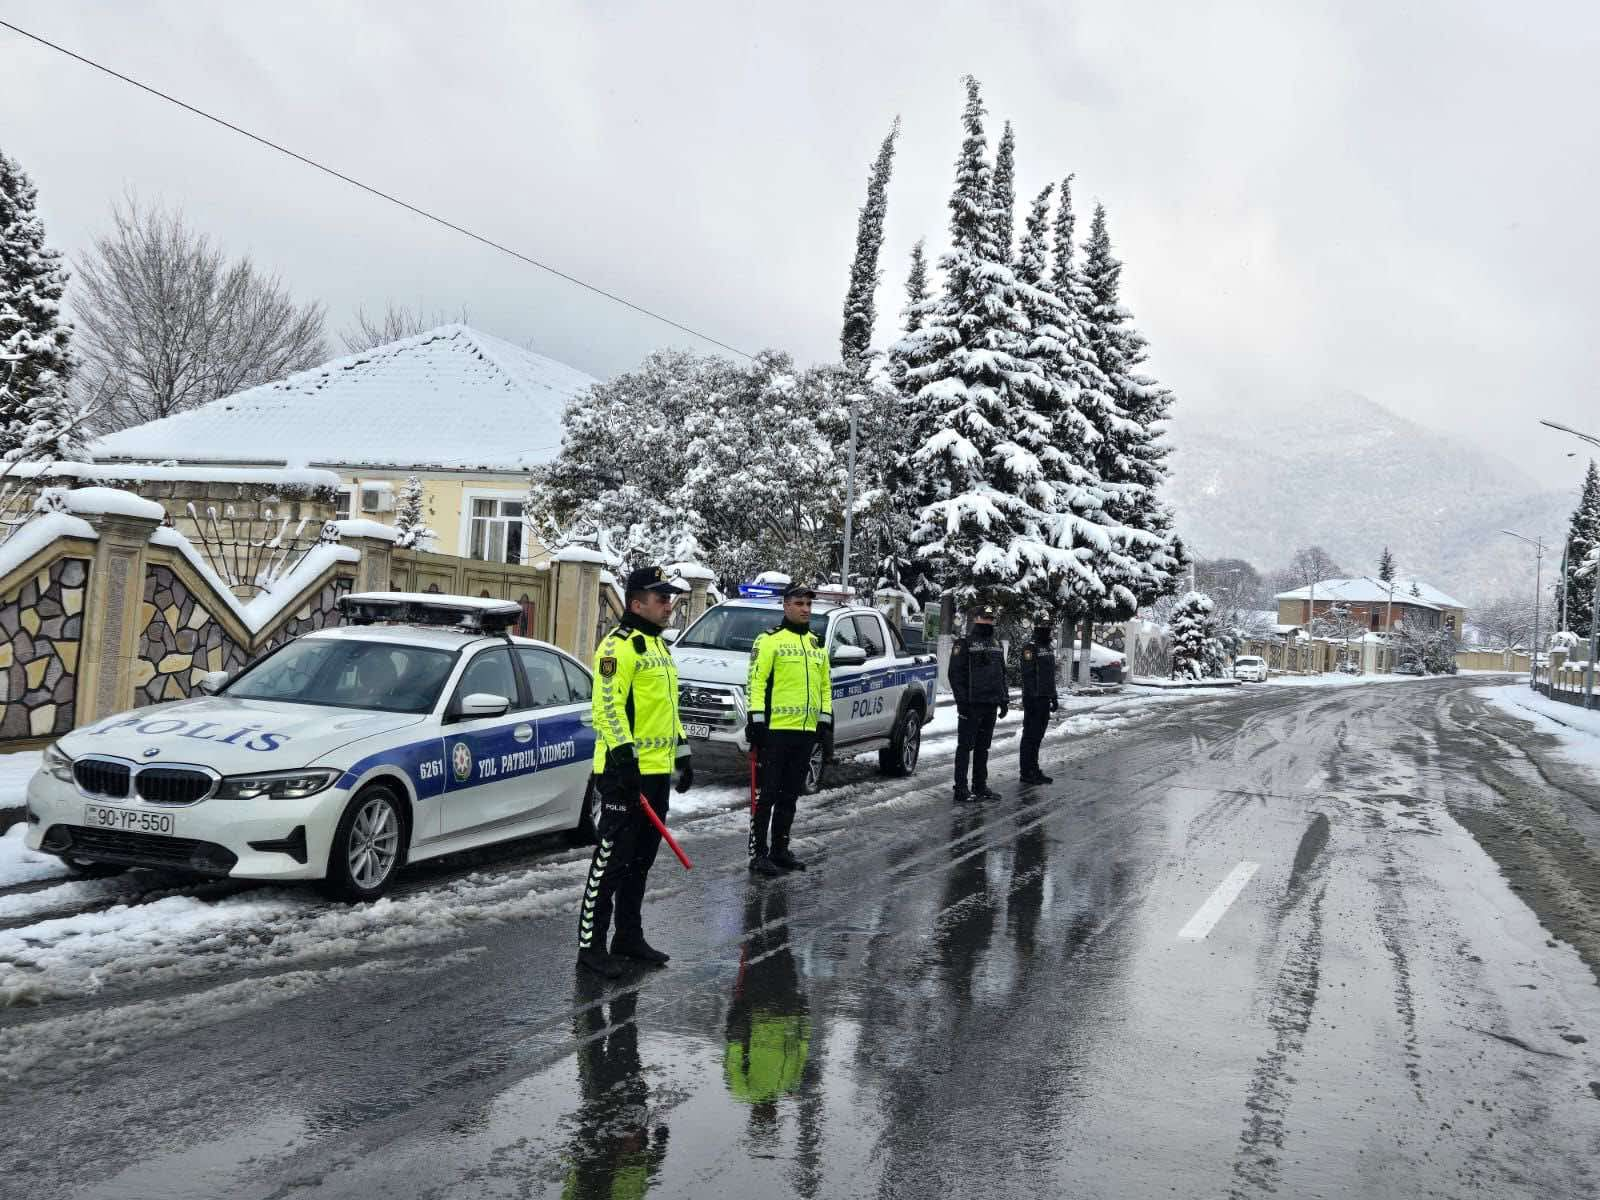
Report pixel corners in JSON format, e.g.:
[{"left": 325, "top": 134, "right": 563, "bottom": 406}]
[
  {"left": 323, "top": 784, "right": 404, "bottom": 902},
  {"left": 878, "top": 706, "right": 922, "bottom": 777},
  {"left": 801, "top": 740, "right": 827, "bottom": 795}
]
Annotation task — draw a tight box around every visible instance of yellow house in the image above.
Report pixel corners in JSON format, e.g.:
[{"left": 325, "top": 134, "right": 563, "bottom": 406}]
[{"left": 89, "top": 325, "right": 597, "bottom": 566}]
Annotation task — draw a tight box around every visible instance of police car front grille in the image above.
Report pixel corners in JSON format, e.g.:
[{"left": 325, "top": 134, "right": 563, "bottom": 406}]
[
  {"left": 58, "top": 826, "right": 237, "bottom": 875},
  {"left": 135, "top": 768, "right": 215, "bottom": 806},
  {"left": 73, "top": 759, "right": 130, "bottom": 799}
]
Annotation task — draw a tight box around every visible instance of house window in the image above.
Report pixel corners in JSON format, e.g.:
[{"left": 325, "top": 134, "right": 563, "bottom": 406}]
[
  {"left": 334, "top": 487, "right": 357, "bottom": 521},
  {"left": 467, "top": 497, "right": 526, "bottom": 564}
]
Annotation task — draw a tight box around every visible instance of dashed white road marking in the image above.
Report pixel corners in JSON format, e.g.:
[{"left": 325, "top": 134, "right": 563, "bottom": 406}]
[{"left": 1177, "top": 861, "right": 1261, "bottom": 941}]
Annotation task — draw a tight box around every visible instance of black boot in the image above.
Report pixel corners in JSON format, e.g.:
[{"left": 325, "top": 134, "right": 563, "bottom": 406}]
[
  {"left": 577, "top": 946, "right": 623, "bottom": 978},
  {"left": 611, "top": 935, "right": 670, "bottom": 966},
  {"left": 1033, "top": 771, "right": 1054, "bottom": 784},
  {"left": 954, "top": 784, "right": 971, "bottom": 802},
  {"left": 749, "top": 855, "right": 784, "bottom": 878},
  {"left": 975, "top": 784, "right": 1003, "bottom": 801},
  {"left": 771, "top": 848, "right": 807, "bottom": 871}
]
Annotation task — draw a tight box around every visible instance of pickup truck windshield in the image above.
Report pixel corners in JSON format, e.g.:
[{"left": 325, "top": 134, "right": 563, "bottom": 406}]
[{"left": 677, "top": 607, "right": 829, "bottom": 652}]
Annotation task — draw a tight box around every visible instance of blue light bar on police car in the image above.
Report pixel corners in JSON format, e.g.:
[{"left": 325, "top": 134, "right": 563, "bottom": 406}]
[
  {"left": 338, "top": 592, "right": 522, "bottom": 633},
  {"left": 737, "top": 582, "right": 785, "bottom": 598}
]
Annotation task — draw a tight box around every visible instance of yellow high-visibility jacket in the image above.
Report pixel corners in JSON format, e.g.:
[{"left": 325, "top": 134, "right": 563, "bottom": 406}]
[
  {"left": 746, "top": 623, "right": 832, "bottom": 735},
  {"left": 592, "top": 619, "right": 687, "bottom": 774}
]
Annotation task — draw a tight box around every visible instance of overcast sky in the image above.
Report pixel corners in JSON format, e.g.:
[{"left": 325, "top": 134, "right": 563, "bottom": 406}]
[{"left": 3, "top": 1, "right": 1597, "bottom": 482}]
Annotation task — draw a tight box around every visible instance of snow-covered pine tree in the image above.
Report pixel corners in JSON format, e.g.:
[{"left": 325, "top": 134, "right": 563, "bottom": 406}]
[
  {"left": 991, "top": 121, "right": 1016, "bottom": 262},
  {"left": 0, "top": 148, "right": 79, "bottom": 462},
  {"left": 1013, "top": 184, "right": 1135, "bottom": 622},
  {"left": 393, "top": 475, "right": 436, "bottom": 550},
  {"left": 1081, "top": 201, "right": 1185, "bottom": 617},
  {"left": 1170, "top": 591, "right": 1212, "bottom": 679},
  {"left": 897, "top": 77, "right": 1054, "bottom": 612},
  {"left": 1378, "top": 546, "right": 1396, "bottom": 584},
  {"left": 903, "top": 239, "right": 929, "bottom": 334},
  {"left": 840, "top": 117, "right": 901, "bottom": 365},
  {"left": 1558, "top": 460, "right": 1600, "bottom": 637}
]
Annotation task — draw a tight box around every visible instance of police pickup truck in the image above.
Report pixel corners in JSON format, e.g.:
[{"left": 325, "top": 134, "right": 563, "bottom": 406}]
[{"left": 667, "top": 586, "right": 938, "bottom": 792}]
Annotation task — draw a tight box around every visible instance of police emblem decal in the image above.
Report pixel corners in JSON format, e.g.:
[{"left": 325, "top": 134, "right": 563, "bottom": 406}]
[
  {"left": 451, "top": 741, "right": 473, "bottom": 782},
  {"left": 599, "top": 656, "right": 618, "bottom": 678}
]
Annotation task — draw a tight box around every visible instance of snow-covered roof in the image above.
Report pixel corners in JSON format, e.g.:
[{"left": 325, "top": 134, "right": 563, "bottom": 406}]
[
  {"left": 1274, "top": 577, "right": 1465, "bottom": 611},
  {"left": 88, "top": 325, "right": 598, "bottom": 473}
]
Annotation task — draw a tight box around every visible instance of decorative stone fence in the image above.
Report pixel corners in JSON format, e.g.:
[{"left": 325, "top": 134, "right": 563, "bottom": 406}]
[{"left": 0, "top": 491, "right": 665, "bottom": 750}]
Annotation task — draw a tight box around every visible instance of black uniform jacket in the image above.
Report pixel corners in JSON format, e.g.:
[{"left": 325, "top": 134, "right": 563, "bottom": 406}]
[
  {"left": 1020, "top": 643, "right": 1058, "bottom": 701},
  {"left": 949, "top": 635, "right": 1008, "bottom": 705}
]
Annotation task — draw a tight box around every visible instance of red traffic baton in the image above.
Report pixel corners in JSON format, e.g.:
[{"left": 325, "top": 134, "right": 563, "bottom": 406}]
[{"left": 639, "top": 792, "right": 693, "bottom": 870}]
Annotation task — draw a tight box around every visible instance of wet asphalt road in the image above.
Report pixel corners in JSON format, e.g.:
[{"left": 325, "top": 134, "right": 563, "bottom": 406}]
[{"left": 5, "top": 676, "right": 1600, "bottom": 1199}]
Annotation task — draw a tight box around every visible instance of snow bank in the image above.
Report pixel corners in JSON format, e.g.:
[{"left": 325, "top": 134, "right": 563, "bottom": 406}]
[
  {"left": 45, "top": 486, "right": 165, "bottom": 522},
  {"left": 332, "top": 518, "right": 398, "bottom": 542},
  {"left": 1478, "top": 684, "right": 1600, "bottom": 775}
]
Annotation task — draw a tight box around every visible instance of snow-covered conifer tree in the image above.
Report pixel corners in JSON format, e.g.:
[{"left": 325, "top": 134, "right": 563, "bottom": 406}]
[
  {"left": 902, "top": 239, "right": 929, "bottom": 334},
  {"left": 1081, "top": 202, "right": 1184, "bottom": 615},
  {"left": 1378, "top": 546, "right": 1396, "bottom": 584},
  {"left": 1170, "top": 591, "right": 1212, "bottom": 679},
  {"left": 0, "top": 148, "right": 79, "bottom": 462},
  {"left": 840, "top": 117, "right": 901, "bottom": 364},
  {"left": 991, "top": 121, "right": 1016, "bottom": 262},
  {"left": 896, "top": 77, "right": 1058, "bottom": 611},
  {"left": 393, "top": 475, "right": 435, "bottom": 550},
  {"left": 1558, "top": 461, "right": 1600, "bottom": 637}
]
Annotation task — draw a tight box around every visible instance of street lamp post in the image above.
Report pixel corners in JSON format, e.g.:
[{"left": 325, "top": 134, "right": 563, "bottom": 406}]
[
  {"left": 1500, "top": 528, "right": 1547, "bottom": 690},
  {"left": 841, "top": 392, "right": 860, "bottom": 592}
]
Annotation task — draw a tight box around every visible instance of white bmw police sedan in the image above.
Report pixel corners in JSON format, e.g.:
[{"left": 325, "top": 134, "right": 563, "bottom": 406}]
[{"left": 22, "top": 593, "right": 597, "bottom": 900}]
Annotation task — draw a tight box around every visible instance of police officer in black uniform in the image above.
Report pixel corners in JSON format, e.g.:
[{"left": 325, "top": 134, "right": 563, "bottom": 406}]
[
  {"left": 948, "top": 603, "right": 1008, "bottom": 801},
  {"left": 1018, "top": 616, "right": 1061, "bottom": 784}
]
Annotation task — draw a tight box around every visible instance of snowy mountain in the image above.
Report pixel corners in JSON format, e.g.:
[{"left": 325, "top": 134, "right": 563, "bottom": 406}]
[{"left": 1165, "top": 392, "right": 1571, "bottom": 605}]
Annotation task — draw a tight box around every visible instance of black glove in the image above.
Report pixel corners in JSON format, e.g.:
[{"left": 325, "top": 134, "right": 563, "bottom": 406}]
[
  {"left": 955, "top": 702, "right": 970, "bottom": 721},
  {"left": 1050, "top": 695, "right": 1060, "bottom": 712},
  {"left": 608, "top": 743, "right": 642, "bottom": 794},
  {"left": 745, "top": 719, "right": 765, "bottom": 751},
  {"left": 999, "top": 700, "right": 1010, "bottom": 718},
  {"left": 674, "top": 753, "right": 694, "bottom": 794}
]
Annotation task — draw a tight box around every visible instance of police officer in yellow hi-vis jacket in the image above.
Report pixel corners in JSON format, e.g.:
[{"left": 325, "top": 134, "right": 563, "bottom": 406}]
[
  {"left": 744, "top": 581, "right": 831, "bottom": 877},
  {"left": 578, "top": 565, "right": 691, "bottom": 979}
]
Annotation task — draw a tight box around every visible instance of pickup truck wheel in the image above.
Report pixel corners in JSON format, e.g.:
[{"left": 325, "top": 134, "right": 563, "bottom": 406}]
[
  {"left": 802, "top": 739, "right": 828, "bottom": 795},
  {"left": 878, "top": 705, "right": 922, "bottom": 777}
]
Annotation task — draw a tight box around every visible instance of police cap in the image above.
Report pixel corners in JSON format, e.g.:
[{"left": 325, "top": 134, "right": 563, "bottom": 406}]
[
  {"left": 624, "top": 565, "right": 688, "bottom": 596},
  {"left": 971, "top": 603, "right": 998, "bottom": 621},
  {"left": 782, "top": 581, "right": 817, "bottom": 600}
]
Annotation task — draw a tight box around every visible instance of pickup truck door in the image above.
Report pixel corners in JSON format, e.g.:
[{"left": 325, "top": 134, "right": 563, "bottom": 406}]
[{"left": 851, "top": 613, "right": 900, "bottom": 738}]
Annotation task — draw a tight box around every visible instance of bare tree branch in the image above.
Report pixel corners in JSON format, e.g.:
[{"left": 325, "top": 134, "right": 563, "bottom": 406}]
[
  {"left": 71, "top": 196, "right": 327, "bottom": 434},
  {"left": 340, "top": 302, "right": 470, "bottom": 353}
]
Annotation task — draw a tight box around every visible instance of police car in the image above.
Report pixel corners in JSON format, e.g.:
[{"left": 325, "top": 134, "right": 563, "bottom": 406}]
[
  {"left": 668, "top": 583, "right": 938, "bottom": 792},
  {"left": 22, "top": 593, "right": 597, "bottom": 901}
]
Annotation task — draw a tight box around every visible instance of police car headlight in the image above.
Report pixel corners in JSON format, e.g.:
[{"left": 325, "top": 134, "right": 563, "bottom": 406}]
[
  {"left": 216, "top": 769, "right": 341, "bottom": 801},
  {"left": 42, "top": 743, "right": 73, "bottom": 783}
]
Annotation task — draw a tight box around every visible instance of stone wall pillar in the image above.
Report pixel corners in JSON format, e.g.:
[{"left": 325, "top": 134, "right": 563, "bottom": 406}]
[
  {"left": 339, "top": 530, "right": 395, "bottom": 594},
  {"left": 552, "top": 547, "right": 607, "bottom": 662},
  {"left": 76, "top": 511, "right": 164, "bottom": 726}
]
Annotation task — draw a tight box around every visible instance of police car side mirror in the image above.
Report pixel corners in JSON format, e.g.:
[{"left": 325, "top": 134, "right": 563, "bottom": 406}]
[
  {"left": 661, "top": 627, "right": 680, "bottom": 644},
  {"left": 198, "top": 670, "right": 230, "bottom": 696},
  {"left": 832, "top": 645, "right": 868, "bottom": 667},
  {"left": 459, "top": 692, "right": 512, "bottom": 719}
]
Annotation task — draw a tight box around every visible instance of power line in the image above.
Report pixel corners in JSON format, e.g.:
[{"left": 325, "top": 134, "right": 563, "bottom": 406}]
[{"left": 0, "top": 18, "right": 755, "bottom": 361}]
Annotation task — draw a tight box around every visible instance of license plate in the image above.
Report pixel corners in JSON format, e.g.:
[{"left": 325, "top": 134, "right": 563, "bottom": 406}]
[
  {"left": 684, "top": 723, "right": 711, "bottom": 740},
  {"left": 82, "top": 804, "right": 174, "bottom": 836}
]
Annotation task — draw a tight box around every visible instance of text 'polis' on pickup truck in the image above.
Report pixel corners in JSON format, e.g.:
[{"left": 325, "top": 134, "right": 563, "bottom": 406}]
[{"left": 667, "top": 589, "right": 938, "bottom": 793}]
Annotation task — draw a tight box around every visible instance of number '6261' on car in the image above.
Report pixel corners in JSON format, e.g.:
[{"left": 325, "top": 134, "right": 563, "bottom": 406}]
[{"left": 21, "top": 593, "right": 599, "bottom": 901}]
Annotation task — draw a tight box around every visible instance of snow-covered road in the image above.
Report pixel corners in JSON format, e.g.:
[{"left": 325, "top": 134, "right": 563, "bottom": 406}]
[{"left": 0, "top": 688, "right": 1204, "bottom": 1014}]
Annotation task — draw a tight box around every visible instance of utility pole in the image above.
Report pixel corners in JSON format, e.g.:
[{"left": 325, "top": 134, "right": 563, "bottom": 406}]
[
  {"left": 840, "top": 393, "right": 860, "bottom": 593},
  {"left": 1589, "top": 561, "right": 1598, "bottom": 709}
]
